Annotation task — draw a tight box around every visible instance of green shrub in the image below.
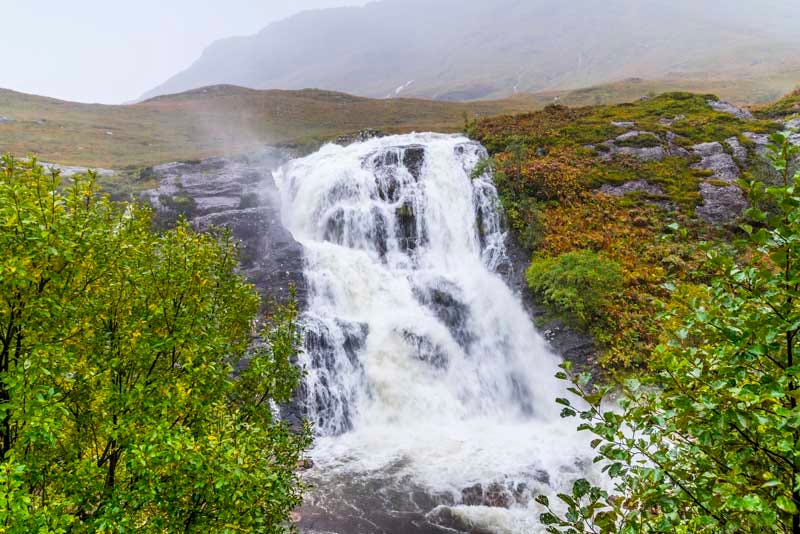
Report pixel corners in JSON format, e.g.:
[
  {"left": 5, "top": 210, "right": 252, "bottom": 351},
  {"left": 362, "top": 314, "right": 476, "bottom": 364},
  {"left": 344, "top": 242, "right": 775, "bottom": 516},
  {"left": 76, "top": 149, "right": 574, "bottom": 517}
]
[
  {"left": 526, "top": 250, "right": 623, "bottom": 323},
  {"left": 0, "top": 156, "right": 310, "bottom": 532}
]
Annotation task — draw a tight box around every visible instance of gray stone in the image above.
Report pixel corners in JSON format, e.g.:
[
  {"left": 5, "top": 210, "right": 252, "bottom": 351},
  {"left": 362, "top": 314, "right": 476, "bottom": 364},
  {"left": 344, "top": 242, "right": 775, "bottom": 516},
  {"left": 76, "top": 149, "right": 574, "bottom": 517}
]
[
  {"left": 692, "top": 142, "right": 740, "bottom": 182},
  {"left": 0, "top": 116, "right": 14, "bottom": 123},
  {"left": 611, "top": 121, "right": 635, "bottom": 129},
  {"left": 659, "top": 114, "right": 686, "bottom": 126},
  {"left": 725, "top": 136, "right": 748, "bottom": 164},
  {"left": 785, "top": 118, "right": 800, "bottom": 130},
  {"left": 599, "top": 141, "right": 665, "bottom": 162},
  {"left": 743, "top": 132, "right": 770, "bottom": 156},
  {"left": 708, "top": 99, "right": 754, "bottom": 120},
  {"left": 599, "top": 179, "right": 664, "bottom": 197},
  {"left": 615, "top": 130, "right": 658, "bottom": 143},
  {"left": 697, "top": 182, "right": 748, "bottom": 224}
]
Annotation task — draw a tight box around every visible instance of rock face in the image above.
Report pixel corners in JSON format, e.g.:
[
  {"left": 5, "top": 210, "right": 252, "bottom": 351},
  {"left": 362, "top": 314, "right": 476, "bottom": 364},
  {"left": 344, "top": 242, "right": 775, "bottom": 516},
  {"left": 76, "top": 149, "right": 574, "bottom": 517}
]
[
  {"left": 599, "top": 179, "right": 664, "bottom": 197},
  {"left": 141, "top": 149, "right": 306, "bottom": 306},
  {"left": 690, "top": 141, "right": 747, "bottom": 224},
  {"left": 708, "top": 99, "right": 754, "bottom": 120}
]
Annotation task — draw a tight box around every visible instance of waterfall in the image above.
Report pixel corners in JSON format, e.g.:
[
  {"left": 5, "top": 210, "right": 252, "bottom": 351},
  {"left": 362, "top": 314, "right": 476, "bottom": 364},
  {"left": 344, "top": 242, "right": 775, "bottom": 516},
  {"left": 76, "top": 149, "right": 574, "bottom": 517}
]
[{"left": 274, "top": 133, "right": 591, "bottom": 533}]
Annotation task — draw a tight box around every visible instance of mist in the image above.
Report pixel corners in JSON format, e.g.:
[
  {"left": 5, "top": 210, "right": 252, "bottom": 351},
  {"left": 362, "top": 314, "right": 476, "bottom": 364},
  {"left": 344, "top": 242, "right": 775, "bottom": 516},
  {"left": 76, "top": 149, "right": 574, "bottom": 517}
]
[{"left": 0, "top": 0, "right": 370, "bottom": 104}]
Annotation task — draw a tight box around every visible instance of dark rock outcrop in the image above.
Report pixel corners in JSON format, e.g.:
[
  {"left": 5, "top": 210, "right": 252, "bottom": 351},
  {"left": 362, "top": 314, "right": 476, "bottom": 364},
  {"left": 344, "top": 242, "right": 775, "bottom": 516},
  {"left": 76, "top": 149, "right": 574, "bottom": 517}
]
[{"left": 141, "top": 148, "right": 306, "bottom": 306}]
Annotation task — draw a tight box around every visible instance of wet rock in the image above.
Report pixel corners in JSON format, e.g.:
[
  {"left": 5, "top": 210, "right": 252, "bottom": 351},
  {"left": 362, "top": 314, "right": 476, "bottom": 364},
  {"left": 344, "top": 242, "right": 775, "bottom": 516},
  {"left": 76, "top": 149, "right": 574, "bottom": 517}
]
[
  {"left": 294, "top": 317, "right": 368, "bottom": 434},
  {"left": 461, "top": 484, "right": 484, "bottom": 506},
  {"left": 599, "top": 179, "right": 664, "bottom": 197},
  {"left": 785, "top": 118, "right": 800, "bottom": 131},
  {"left": 335, "top": 129, "right": 386, "bottom": 146},
  {"left": 412, "top": 279, "right": 474, "bottom": 350},
  {"left": 708, "top": 99, "right": 754, "bottom": 120},
  {"left": 725, "top": 136, "right": 748, "bottom": 164},
  {"left": 369, "top": 207, "right": 390, "bottom": 257},
  {"left": 534, "top": 470, "right": 551, "bottom": 486},
  {"left": 401, "top": 330, "right": 449, "bottom": 369},
  {"left": 322, "top": 207, "right": 346, "bottom": 245},
  {"left": 455, "top": 141, "right": 490, "bottom": 176},
  {"left": 426, "top": 506, "right": 476, "bottom": 533},
  {"left": 396, "top": 200, "right": 424, "bottom": 253},
  {"left": 402, "top": 145, "right": 426, "bottom": 180},
  {"left": 484, "top": 483, "right": 514, "bottom": 509},
  {"left": 458, "top": 482, "right": 514, "bottom": 509},
  {"left": 297, "top": 458, "right": 315, "bottom": 470},
  {"left": 141, "top": 149, "right": 305, "bottom": 306}
]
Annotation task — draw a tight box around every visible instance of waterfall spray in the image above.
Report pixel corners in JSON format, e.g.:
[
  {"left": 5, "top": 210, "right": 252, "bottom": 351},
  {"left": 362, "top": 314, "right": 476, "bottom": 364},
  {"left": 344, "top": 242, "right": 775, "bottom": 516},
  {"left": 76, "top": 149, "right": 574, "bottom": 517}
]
[{"left": 274, "top": 133, "right": 591, "bottom": 533}]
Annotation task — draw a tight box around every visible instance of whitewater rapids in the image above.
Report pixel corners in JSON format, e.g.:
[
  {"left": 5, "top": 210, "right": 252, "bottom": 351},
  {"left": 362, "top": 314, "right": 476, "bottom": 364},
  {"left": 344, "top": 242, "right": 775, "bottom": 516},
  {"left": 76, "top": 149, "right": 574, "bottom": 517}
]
[{"left": 273, "top": 133, "right": 593, "bottom": 533}]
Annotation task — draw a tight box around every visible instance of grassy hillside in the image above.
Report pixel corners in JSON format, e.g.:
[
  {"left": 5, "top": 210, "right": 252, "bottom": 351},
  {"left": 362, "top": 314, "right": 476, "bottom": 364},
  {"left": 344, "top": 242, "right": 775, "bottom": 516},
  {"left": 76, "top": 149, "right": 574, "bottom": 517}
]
[
  {"left": 3, "top": 79, "right": 798, "bottom": 170},
  {"left": 473, "top": 92, "right": 787, "bottom": 367},
  {"left": 0, "top": 86, "right": 547, "bottom": 168}
]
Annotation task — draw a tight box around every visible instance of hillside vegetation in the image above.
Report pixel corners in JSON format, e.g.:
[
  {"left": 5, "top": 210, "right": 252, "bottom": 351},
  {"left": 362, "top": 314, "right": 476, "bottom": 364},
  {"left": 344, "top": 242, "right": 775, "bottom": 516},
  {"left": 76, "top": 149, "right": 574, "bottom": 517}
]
[
  {"left": 4, "top": 80, "right": 798, "bottom": 171},
  {"left": 474, "top": 91, "right": 792, "bottom": 366},
  {"left": 0, "top": 85, "right": 547, "bottom": 168}
]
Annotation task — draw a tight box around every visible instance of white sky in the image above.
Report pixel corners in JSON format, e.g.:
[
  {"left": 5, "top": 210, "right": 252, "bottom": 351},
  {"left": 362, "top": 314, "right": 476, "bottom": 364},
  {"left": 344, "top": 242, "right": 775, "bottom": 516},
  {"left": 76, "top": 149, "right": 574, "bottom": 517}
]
[{"left": 0, "top": 0, "right": 370, "bottom": 104}]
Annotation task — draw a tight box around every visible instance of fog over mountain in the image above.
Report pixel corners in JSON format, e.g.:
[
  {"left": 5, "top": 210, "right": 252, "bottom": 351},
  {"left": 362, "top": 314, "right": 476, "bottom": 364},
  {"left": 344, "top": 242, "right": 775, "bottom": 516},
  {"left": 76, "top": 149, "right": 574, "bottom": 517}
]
[{"left": 143, "top": 0, "right": 800, "bottom": 102}]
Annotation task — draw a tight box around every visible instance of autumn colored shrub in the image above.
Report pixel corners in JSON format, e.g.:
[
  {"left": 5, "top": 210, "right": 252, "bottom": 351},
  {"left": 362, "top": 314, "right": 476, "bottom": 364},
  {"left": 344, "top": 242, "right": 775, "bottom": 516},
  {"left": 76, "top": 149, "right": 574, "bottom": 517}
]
[{"left": 495, "top": 147, "right": 590, "bottom": 202}]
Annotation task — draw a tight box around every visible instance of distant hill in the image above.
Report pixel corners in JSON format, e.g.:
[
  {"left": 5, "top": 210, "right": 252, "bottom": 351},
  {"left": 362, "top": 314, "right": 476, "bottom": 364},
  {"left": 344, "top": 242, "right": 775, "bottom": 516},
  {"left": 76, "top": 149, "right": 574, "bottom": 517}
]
[
  {"left": 2, "top": 78, "right": 798, "bottom": 171},
  {"left": 142, "top": 0, "right": 800, "bottom": 102},
  {"left": 0, "top": 85, "right": 543, "bottom": 169}
]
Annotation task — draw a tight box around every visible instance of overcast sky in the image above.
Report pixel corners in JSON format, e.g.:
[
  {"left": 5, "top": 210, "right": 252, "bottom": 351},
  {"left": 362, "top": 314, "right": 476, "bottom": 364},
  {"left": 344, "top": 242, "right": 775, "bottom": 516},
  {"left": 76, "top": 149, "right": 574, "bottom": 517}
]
[{"left": 0, "top": 0, "right": 370, "bottom": 104}]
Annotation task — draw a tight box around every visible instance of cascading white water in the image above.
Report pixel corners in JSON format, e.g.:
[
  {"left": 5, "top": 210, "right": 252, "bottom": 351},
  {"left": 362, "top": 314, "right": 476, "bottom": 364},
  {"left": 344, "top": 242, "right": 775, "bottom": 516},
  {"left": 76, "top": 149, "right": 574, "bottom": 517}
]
[{"left": 274, "top": 133, "right": 592, "bottom": 533}]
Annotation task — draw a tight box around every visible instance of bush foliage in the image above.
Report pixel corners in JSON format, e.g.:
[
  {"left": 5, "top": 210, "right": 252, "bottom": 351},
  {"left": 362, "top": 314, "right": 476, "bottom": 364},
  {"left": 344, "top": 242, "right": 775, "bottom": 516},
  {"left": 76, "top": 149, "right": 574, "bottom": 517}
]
[
  {"left": 0, "top": 157, "right": 310, "bottom": 532},
  {"left": 526, "top": 250, "right": 623, "bottom": 325},
  {"left": 543, "top": 133, "right": 800, "bottom": 533}
]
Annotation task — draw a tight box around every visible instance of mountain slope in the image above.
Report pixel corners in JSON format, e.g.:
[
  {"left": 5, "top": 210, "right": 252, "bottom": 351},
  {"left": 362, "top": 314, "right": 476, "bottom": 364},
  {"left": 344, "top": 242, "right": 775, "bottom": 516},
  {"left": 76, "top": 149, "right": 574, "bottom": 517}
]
[
  {"left": 143, "top": 0, "right": 800, "bottom": 102},
  {"left": 0, "top": 85, "right": 546, "bottom": 168}
]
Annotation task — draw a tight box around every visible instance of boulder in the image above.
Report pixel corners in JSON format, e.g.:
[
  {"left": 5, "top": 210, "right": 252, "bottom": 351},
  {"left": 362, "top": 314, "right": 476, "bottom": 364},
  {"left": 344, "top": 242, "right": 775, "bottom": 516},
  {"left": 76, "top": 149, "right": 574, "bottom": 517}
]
[
  {"left": 599, "top": 179, "right": 664, "bottom": 197},
  {"left": 707, "top": 99, "right": 754, "bottom": 120},
  {"left": 696, "top": 183, "right": 748, "bottom": 224},
  {"left": 725, "top": 136, "right": 748, "bottom": 164},
  {"left": 691, "top": 142, "right": 740, "bottom": 182},
  {"left": 402, "top": 145, "right": 426, "bottom": 180}
]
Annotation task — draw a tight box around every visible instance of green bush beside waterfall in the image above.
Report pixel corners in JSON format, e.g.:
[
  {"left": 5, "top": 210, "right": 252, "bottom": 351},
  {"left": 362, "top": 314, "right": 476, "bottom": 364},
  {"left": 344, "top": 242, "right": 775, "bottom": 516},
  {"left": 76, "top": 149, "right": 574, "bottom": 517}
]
[{"left": 0, "top": 156, "right": 310, "bottom": 533}]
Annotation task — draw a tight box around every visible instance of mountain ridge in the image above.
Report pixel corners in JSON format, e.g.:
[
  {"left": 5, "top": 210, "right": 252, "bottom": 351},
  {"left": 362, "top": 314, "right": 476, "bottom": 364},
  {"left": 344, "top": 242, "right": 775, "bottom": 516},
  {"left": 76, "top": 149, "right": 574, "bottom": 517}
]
[{"left": 141, "top": 0, "right": 800, "bottom": 102}]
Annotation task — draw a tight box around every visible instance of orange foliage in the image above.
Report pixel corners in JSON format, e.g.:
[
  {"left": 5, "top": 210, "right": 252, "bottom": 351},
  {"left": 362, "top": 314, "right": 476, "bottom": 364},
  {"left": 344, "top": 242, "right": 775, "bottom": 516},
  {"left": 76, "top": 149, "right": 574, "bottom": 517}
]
[
  {"left": 539, "top": 193, "right": 705, "bottom": 366},
  {"left": 496, "top": 148, "right": 591, "bottom": 203}
]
